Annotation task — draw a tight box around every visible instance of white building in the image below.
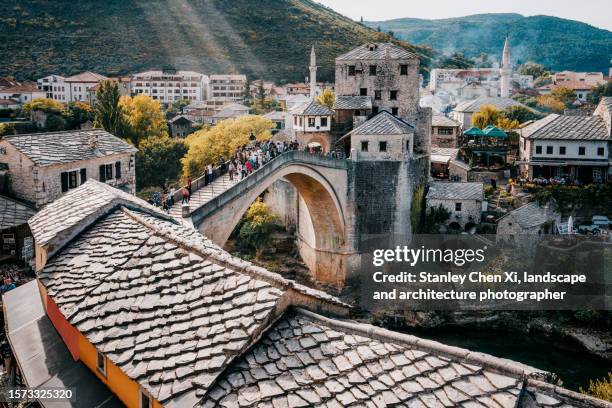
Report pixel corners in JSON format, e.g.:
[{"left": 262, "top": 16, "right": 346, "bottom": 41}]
[
  {"left": 290, "top": 100, "right": 332, "bottom": 133},
  {"left": 518, "top": 97, "right": 612, "bottom": 183},
  {"left": 63, "top": 72, "right": 108, "bottom": 103},
  {"left": 131, "top": 69, "right": 207, "bottom": 104},
  {"left": 36, "top": 75, "right": 66, "bottom": 101},
  {"left": 207, "top": 74, "right": 247, "bottom": 102},
  {"left": 0, "top": 83, "right": 46, "bottom": 106},
  {"left": 429, "top": 38, "right": 533, "bottom": 102}
]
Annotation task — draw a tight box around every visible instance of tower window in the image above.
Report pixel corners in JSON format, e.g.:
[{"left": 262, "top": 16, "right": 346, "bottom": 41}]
[
  {"left": 360, "top": 88, "right": 368, "bottom": 96},
  {"left": 348, "top": 66, "right": 356, "bottom": 76},
  {"left": 390, "top": 90, "right": 398, "bottom": 100},
  {"left": 400, "top": 65, "right": 409, "bottom": 75},
  {"left": 391, "top": 107, "right": 399, "bottom": 115},
  {"left": 374, "top": 90, "right": 382, "bottom": 100},
  {"left": 369, "top": 65, "right": 377, "bottom": 76},
  {"left": 379, "top": 141, "right": 387, "bottom": 152}
]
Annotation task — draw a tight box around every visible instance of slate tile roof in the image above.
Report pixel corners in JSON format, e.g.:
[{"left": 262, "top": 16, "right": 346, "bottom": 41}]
[
  {"left": 333, "top": 96, "right": 373, "bottom": 110},
  {"left": 497, "top": 202, "right": 558, "bottom": 229},
  {"left": 350, "top": 111, "right": 414, "bottom": 136},
  {"left": 454, "top": 97, "right": 530, "bottom": 113},
  {"left": 427, "top": 182, "right": 484, "bottom": 201},
  {"left": 200, "top": 309, "right": 557, "bottom": 408},
  {"left": 0, "top": 195, "right": 35, "bottom": 230},
  {"left": 290, "top": 101, "right": 333, "bottom": 116},
  {"left": 3, "top": 129, "right": 137, "bottom": 166},
  {"left": 521, "top": 114, "right": 610, "bottom": 141},
  {"left": 432, "top": 114, "right": 461, "bottom": 128},
  {"left": 336, "top": 43, "right": 418, "bottom": 61}
]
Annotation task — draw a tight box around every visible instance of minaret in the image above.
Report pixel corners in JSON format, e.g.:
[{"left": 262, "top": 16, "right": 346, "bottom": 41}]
[
  {"left": 609, "top": 58, "right": 612, "bottom": 79},
  {"left": 309, "top": 46, "right": 317, "bottom": 99},
  {"left": 500, "top": 36, "right": 511, "bottom": 98}
]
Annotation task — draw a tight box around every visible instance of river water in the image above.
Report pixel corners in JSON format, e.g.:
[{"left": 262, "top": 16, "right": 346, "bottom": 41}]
[{"left": 406, "top": 328, "right": 611, "bottom": 392}]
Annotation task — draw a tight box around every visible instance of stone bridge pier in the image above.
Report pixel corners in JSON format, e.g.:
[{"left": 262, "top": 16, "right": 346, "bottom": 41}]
[{"left": 189, "top": 152, "right": 357, "bottom": 287}]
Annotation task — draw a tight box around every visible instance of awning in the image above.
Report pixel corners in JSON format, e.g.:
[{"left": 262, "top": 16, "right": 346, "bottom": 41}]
[
  {"left": 4, "top": 281, "right": 122, "bottom": 408},
  {"left": 430, "top": 154, "right": 452, "bottom": 164}
]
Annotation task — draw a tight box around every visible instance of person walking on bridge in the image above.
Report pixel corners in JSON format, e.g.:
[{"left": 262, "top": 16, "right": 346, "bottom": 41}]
[{"left": 228, "top": 161, "right": 235, "bottom": 181}]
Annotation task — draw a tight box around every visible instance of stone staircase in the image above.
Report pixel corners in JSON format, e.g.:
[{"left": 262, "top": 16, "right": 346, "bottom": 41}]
[{"left": 169, "top": 173, "right": 240, "bottom": 219}]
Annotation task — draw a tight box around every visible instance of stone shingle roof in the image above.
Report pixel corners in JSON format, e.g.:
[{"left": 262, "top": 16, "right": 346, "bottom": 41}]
[
  {"left": 498, "top": 202, "right": 558, "bottom": 229},
  {"left": 290, "top": 101, "right": 333, "bottom": 116},
  {"left": 4, "top": 129, "right": 137, "bottom": 167},
  {"left": 200, "top": 308, "right": 577, "bottom": 408},
  {"left": 454, "top": 97, "right": 530, "bottom": 113},
  {"left": 350, "top": 111, "right": 414, "bottom": 136},
  {"left": 432, "top": 114, "right": 461, "bottom": 128},
  {"left": 0, "top": 195, "right": 35, "bottom": 230},
  {"left": 427, "top": 182, "right": 484, "bottom": 201},
  {"left": 336, "top": 43, "right": 418, "bottom": 61},
  {"left": 521, "top": 114, "right": 610, "bottom": 141},
  {"left": 333, "top": 96, "right": 372, "bottom": 110}
]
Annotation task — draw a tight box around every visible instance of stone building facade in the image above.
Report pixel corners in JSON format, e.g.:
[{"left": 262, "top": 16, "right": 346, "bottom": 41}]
[
  {"left": 426, "top": 182, "right": 484, "bottom": 230},
  {"left": 0, "top": 129, "right": 137, "bottom": 208}
]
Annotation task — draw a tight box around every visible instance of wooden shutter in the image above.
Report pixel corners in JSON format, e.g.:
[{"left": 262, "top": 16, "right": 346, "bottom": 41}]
[
  {"left": 115, "top": 161, "right": 121, "bottom": 179},
  {"left": 99, "top": 165, "right": 106, "bottom": 182},
  {"left": 60, "top": 172, "right": 69, "bottom": 192},
  {"left": 80, "top": 168, "right": 87, "bottom": 184}
]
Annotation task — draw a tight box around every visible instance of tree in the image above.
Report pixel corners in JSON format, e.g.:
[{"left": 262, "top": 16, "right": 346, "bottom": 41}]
[
  {"left": 316, "top": 88, "right": 334, "bottom": 110},
  {"left": 550, "top": 87, "right": 577, "bottom": 107},
  {"left": 45, "top": 114, "right": 67, "bottom": 131},
  {"left": 66, "top": 101, "right": 94, "bottom": 128},
  {"left": 22, "top": 98, "right": 64, "bottom": 115},
  {"left": 182, "top": 115, "right": 273, "bottom": 179},
  {"left": 94, "top": 81, "right": 124, "bottom": 135},
  {"left": 502, "top": 105, "right": 542, "bottom": 124},
  {"left": 165, "top": 99, "right": 190, "bottom": 120},
  {"left": 581, "top": 372, "right": 612, "bottom": 402},
  {"left": 257, "top": 80, "right": 266, "bottom": 111},
  {"left": 517, "top": 62, "right": 547, "bottom": 79},
  {"left": 237, "top": 199, "right": 279, "bottom": 259},
  {"left": 437, "top": 52, "right": 474, "bottom": 69},
  {"left": 243, "top": 76, "right": 252, "bottom": 105},
  {"left": 136, "top": 136, "right": 187, "bottom": 189},
  {"left": 119, "top": 94, "right": 168, "bottom": 147},
  {"left": 422, "top": 205, "right": 451, "bottom": 234},
  {"left": 588, "top": 81, "right": 612, "bottom": 104},
  {"left": 471, "top": 105, "right": 501, "bottom": 129},
  {"left": 537, "top": 95, "right": 566, "bottom": 113}
]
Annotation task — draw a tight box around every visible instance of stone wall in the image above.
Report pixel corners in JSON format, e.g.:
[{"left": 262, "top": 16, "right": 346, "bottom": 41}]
[
  {"left": 263, "top": 179, "right": 298, "bottom": 231},
  {"left": 427, "top": 198, "right": 482, "bottom": 229}
]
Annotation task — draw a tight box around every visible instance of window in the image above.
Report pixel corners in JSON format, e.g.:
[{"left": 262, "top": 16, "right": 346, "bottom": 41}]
[
  {"left": 308, "top": 117, "right": 316, "bottom": 127},
  {"left": 578, "top": 146, "right": 586, "bottom": 156},
  {"left": 559, "top": 146, "right": 566, "bottom": 155},
  {"left": 140, "top": 390, "right": 152, "bottom": 408},
  {"left": 99, "top": 164, "right": 113, "bottom": 182},
  {"left": 96, "top": 350, "right": 107, "bottom": 376},
  {"left": 400, "top": 65, "right": 409, "bottom": 75},
  {"left": 379, "top": 141, "right": 387, "bottom": 152},
  {"left": 372, "top": 106, "right": 379, "bottom": 114},
  {"left": 320, "top": 117, "right": 328, "bottom": 127},
  {"left": 455, "top": 202, "right": 462, "bottom": 211},
  {"left": 438, "top": 128, "right": 453, "bottom": 135},
  {"left": 374, "top": 90, "right": 382, "bottom": 100},
  {"left": 60, "top": 170, "right": 80, "bottom": 192},
  {"left": 546, "top": 146, "right": 553, "bottom": 154},
  {"left": 115, "top": 161, "right": 122, "bottom": 179},
  {"left": 360, "top": 88, "right": 368, "bottom": 96},
  {"left": 597, "top": 147, "right": 605, "bottom": 156},
  {"left": 361, "top": 141, "right": 369, "bottom": 152},
  {"left": 348, "top": 65, "right": 356, "bottom": 76},
  {"left": 369, "top": 65, "right": 377, "bottom": 76},
  {"left": 391, "top": 107, "right": 399, "bottom": 116},
  {"left": 535, "top": 145, "right": 542, "bottom": 154},
  {"left": 80, "top": 168, "right": 87, "bottom": 184},
  {"left": 390, "top": 90, "right": 398, "bottom": 100}
]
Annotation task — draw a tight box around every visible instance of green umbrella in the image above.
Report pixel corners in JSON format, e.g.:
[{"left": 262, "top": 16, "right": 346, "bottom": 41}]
[
  {"left": 464, "top": 127, "right": 485, "bottom": 136},
  {"left": 483, "top": 125, "right": 507, "bottom": 138}
]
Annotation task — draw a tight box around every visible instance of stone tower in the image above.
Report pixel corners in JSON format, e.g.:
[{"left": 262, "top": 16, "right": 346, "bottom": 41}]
[
  {"left": 309, "top": 46, "right": 317, "bottom": 99},
  {"left": 500, "top": 37, "right": 511, "bottom": 98}
]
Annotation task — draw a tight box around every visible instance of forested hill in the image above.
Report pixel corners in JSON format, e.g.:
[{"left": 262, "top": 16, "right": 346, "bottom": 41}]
[
  {"left": 0, "top": 0, "right": 431, "bottom": 82},
  {"left": 365, "top": 13, "right": 612, "bottom": 72}
]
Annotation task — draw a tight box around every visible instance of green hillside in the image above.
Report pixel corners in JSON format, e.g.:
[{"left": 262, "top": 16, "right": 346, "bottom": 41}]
[
  {"left": 0, "top": 0, "right": 431, "bottom": 82},
  {"left": 366, "top": 13, "right": 612, "bottom": 72}
]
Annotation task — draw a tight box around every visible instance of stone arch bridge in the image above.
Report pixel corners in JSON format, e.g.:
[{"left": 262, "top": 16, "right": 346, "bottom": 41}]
[{"left": 172, "top": 151, "right": 356, "bottom": 285}]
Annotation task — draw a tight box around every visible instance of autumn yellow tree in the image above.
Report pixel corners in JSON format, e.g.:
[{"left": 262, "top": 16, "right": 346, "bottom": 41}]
[
  {"left": 536, "top": 95, "right": 566, "bottom": 113},
  {"left": 316, "top": 88, "right": 335, "bottom": 110},
  {"left": 22, "top": 98, "right": 65, "bottom": 115},
  {"left": 119, "top": 94, "right": 168, "bottom": 147},
  {"left": 471, "top": 104, "right": 519, "bottom": 130},
  {"left": 182, "top": 115, "right": 273, "bottom": 179}
]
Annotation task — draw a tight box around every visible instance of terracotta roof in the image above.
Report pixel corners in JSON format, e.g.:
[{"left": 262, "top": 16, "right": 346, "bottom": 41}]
[
  {"left": 336, "top": 43, "right": 418, "bottom": 61},
  {"left": 0, "top": 195, "right": 35, "bottom": 230},
  {"left": 538, "top": 81, "right": 595, "bottom": 91},
  {"left": 350, "top": 111, "right": 414, "bottom": 135},
  {"left": 0, "top": 98, "right": 19, "bottom": 105},
  {"left": 64, "top": 71, "right": 108, "bottom": 83},
  {"left": 0, "top": 83, "right": 40, "bottom": 93},
  {"left": 521, "top": 114, "right": 610, "bottom": 141},
  {"left": 427, "top": 182, "right": 484, "bottom": 201},
  {"left": 333, "top": 96, "right": 372, "bottom": 110},
  {"left": 453, "top": 97, "right": 530, "bottom": 113},
  {"left": 3, "top": 129, "right": 137, "bottom": 166}
]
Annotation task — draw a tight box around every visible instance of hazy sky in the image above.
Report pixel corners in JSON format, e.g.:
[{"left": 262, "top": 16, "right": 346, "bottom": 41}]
[{"left": 315, "top": 0, "right": 612, "bottom": 31}]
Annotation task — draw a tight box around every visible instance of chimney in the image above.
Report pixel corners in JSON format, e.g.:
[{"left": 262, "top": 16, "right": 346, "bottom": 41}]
[{"left": 88, "top": 132, "right": 99, "bottom": 150}]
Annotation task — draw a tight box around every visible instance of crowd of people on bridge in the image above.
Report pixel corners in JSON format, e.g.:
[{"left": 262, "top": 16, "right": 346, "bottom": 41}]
[{"left": 228, "top": 140, "right": 298, "bottom": 180}]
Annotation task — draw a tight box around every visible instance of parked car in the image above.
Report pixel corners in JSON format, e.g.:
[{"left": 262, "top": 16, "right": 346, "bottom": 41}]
[
  {"left": 592, "top": 215, "right": 611, "bottom": 229},
  {"left": 578, "top": 224, "right": 601, "bottom": 235}
]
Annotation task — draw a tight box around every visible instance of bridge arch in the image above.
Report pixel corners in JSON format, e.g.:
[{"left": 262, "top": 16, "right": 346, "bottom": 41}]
[{"left": 189, "top": 152, "right": 351, "bottom": 285}]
